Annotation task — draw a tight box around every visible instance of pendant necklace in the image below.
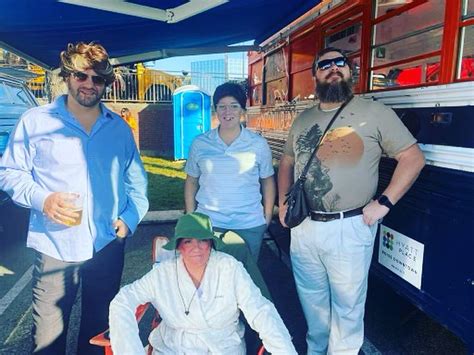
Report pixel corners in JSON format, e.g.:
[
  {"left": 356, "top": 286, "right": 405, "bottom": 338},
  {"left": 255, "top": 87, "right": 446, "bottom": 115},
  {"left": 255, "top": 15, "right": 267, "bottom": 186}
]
[{"left": 176, "top": 256, "right": 209, "bottom": 316}]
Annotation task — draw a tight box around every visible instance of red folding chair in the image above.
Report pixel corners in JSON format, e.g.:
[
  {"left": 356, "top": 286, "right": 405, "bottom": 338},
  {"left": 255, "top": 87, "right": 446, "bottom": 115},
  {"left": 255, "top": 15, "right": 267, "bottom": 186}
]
[
  {"left": 89, "top": 302, "right": 153, "bottom": 355},
  {"left": 90, "top": 236, "right": 267, "bottom": 354}
]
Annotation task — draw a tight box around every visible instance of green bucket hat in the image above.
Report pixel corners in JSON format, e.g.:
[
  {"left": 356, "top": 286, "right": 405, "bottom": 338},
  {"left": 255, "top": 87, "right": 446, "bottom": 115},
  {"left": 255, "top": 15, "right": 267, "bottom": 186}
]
[{"left": 163, "top": 212, "right": 224, "bottom": 250}]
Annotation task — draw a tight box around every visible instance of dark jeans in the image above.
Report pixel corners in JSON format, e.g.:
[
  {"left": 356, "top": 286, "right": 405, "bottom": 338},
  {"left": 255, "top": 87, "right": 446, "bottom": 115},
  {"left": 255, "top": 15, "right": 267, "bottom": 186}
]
[{"left": 31, "top": 239, "right": 125, "bottom": 354}]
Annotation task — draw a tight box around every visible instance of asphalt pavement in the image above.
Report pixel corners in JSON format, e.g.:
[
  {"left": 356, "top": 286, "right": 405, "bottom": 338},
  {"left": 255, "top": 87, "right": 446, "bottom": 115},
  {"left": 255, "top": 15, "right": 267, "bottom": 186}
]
[{"left": 0, "top": 212, "right": 468, "bottom": 354}]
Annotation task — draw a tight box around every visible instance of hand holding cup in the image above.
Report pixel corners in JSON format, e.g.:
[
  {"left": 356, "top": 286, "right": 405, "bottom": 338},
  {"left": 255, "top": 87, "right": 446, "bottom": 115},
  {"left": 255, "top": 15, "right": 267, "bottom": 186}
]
[{"left": 44, "top": 192, "right": 83, "bottom": 226}]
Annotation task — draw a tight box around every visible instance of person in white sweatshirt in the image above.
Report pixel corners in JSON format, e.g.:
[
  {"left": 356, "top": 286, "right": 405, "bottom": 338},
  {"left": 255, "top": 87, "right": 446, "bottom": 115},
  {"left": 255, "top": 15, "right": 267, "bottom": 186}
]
[{"left": 109, "top": 212, "right": 297, "bottom": 354}]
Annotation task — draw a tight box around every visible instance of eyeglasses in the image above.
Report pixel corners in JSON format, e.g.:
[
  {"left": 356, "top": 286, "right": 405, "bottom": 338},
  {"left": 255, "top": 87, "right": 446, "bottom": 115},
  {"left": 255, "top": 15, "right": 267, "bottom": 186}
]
[
  {"left": 216, "top": 103, "right": 241, "bottom": 112},
  {"left": 71, "top": 71, "right": 107, "bottom": 85},
  {"left": 317, "top": 56, "right": 348, "bottom": 71}
]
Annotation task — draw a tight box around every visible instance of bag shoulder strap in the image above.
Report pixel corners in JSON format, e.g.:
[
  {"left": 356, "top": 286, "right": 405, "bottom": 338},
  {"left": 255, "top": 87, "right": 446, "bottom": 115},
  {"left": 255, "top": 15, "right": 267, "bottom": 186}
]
[{"left": 299, "top": 96, "right": 353, "bottom": 180}]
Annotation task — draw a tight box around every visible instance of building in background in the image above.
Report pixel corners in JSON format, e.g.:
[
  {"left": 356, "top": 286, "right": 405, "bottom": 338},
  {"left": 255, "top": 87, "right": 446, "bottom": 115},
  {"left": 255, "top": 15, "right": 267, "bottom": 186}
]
[{"left": 190, "top": 55, "right": 247, "bottom": 97}]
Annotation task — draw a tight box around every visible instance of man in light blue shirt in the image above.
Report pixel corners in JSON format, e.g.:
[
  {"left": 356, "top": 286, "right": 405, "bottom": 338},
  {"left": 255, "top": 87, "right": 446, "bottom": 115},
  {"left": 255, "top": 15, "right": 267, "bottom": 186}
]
[{"left": 0, "top": 42, "right": 148, "bottom": 354}]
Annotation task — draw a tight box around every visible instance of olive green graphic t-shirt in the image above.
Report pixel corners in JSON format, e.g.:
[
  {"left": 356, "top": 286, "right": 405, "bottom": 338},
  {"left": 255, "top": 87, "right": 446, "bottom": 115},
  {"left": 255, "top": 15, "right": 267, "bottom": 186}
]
[{"left": 283, "top": 97, "right": 417, "bottom": 212}]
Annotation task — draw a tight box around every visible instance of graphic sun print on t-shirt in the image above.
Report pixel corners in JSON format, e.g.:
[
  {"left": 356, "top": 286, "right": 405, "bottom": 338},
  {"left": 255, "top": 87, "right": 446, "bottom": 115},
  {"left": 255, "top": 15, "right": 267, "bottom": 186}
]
[
  {"left": 295, "top": 124, "right": 365, "bottom": 211},
  {"left": 317, "top": 126, "right": 364, "bottom": 167}
]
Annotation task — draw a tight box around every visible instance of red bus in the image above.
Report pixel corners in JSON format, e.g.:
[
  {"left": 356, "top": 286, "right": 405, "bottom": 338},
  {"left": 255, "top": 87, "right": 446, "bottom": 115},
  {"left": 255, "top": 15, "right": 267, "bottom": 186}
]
[{"left": 246, "top": 0, "right": 474, "bottom": 351}]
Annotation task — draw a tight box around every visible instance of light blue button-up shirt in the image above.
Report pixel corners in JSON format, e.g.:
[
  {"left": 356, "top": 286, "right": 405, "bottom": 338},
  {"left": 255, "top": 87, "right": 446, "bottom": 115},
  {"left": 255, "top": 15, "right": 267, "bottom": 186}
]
[
  {"left": 0, "top": 95, "right": 149, "bottom": 262},
  {"left": 185, "top": 127, "right": 274, "bottom": 229}
]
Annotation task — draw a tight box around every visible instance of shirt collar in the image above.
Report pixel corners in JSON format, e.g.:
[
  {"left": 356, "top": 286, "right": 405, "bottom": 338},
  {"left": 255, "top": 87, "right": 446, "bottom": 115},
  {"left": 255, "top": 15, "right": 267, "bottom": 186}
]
[
  {"left": 239, "top": 126, "right": 252, "bottom": 143},
  {"left": 209, "top": 127, "right": 220, "bottom": 141},
  {"left": 211, "top": 125, "right": 251, "bottom": 144},
  {"left": 99, "top": 102, "right": 116, "bottom": 120}
]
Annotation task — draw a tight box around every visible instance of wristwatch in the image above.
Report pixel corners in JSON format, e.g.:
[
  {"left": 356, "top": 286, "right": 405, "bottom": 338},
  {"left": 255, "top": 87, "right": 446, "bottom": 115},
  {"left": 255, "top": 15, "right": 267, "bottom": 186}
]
[{"left": 377, "top": 195, "right": 394, "bottom": 209}]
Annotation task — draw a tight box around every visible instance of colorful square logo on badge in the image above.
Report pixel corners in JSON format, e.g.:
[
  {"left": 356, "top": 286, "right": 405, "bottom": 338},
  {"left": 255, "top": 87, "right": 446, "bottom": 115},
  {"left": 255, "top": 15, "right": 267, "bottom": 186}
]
[{"left": 382, "top": 231, "right": 394, "bottom": 250}]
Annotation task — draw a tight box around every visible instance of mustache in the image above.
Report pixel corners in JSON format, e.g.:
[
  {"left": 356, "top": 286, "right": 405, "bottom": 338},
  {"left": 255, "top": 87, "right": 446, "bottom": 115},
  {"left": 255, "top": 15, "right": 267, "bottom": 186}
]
[
  {"left": 325, "top": 72, "right": 343, "bottom": 80},
  {"left": 78, "top": 87, "right": 98, "bottom": 95}
]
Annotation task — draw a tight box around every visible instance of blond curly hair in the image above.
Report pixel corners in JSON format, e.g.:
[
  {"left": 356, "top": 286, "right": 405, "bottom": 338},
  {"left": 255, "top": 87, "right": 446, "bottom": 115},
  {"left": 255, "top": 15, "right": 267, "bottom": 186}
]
[{"left": 59, "top": 42, "right": 115, "bottom": 85}]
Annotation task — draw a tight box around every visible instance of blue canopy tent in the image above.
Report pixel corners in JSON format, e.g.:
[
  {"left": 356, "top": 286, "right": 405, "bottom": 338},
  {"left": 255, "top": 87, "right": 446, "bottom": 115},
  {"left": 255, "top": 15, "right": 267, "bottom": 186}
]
[{"left": 0, "top": 0, "right": 321, "bottom": 69}]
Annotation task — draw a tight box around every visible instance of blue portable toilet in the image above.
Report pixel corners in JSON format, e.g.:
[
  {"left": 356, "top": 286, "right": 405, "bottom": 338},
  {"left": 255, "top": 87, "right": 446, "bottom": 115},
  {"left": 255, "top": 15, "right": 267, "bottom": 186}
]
[{"left": 173, "top": 85, "right": 211, "bottom": 160}]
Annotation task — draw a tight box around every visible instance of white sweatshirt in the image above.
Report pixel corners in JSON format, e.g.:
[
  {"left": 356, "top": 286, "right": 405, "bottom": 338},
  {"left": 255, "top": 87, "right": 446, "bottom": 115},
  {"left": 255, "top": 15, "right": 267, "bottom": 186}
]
[{"left": 109, "top": 251, "right": 297, "bottom": 354}]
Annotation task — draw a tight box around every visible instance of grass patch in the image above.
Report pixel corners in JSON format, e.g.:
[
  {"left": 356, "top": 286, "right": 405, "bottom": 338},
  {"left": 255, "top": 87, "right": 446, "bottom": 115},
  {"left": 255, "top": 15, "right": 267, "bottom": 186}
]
[{"left": 141, "top": 156, "right": 186, "bottom": 211}]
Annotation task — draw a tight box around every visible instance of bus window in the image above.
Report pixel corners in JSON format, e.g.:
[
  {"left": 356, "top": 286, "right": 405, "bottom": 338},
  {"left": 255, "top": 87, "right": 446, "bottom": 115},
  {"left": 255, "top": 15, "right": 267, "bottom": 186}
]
[
  {"left": 290, "top": 30, "right": 317, "bottom": 102},
  {"left": 463, "top": 0, "right": 474, "bottom": 16},
  {"left": 349, "top": 56, "right": 361, "bottom": 91},
  {"left": 290, "top": 31, "right": 317, "bottom": 73},
  {"left": 322, "top": 11, "right": 363, "bottom": 90},
  {"left": 373, "top": 0, "right": 414, "bottom": 18},
  {"left": 290, "top": 71, "right": 314, "bottom": 101},
  {"left": 372, "top": 27, "right": 443, "bottom": 69},
  {"left": 250, "top": 84, "right": 262, "bottom": 106},
  {"left": 458, "top": 26, "right": 474, "bottom": 80},
  {"left": 324, "top": 22, "right": 362, "bottom": 55},
  {"left": 370, "top": 0, "right": 445, "bottom": 90},
  {"left": 266, "top": 77, "right": 288, "bottom": 105},
  {"left": 371, "top": 56, "right": 441, "bottom": 89},
  {"left": 249, "top": 58, "right": 263, "bottom": 105},
  {"left": 373, "top": 1, "right": 445, "bottom": 46},
  {"left": 264, "top": 48, "right": 288, "bottom": 105}
]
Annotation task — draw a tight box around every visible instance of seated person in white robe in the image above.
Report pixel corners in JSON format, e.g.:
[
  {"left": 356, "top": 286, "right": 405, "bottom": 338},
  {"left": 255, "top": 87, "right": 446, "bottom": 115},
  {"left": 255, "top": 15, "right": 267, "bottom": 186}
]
[{"left": 109, "top": 212, "right": 297, "bottom": 354}]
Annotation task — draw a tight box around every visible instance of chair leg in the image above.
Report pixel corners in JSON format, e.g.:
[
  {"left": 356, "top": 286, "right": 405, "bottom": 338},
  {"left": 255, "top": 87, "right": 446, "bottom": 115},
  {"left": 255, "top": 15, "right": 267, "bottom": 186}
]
[{"left": 257, "top": 344, "right": 266, "bottom": 355}]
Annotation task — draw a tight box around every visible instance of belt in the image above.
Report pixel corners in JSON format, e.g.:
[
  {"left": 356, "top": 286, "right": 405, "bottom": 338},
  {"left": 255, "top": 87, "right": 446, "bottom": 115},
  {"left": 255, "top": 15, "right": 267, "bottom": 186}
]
[{"left": 310, "top": 207, "right": 364, "bottom": 222}]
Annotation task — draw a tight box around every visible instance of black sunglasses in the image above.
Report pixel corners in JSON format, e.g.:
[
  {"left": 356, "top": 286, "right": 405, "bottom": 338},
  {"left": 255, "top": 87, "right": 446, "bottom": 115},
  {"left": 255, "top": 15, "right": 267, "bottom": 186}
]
[
  {"left": 317, "top": 56, "right": 348, "bottom": 71},
  {"left": 72, "top": 71, "right": 107, "bottom": 85}
]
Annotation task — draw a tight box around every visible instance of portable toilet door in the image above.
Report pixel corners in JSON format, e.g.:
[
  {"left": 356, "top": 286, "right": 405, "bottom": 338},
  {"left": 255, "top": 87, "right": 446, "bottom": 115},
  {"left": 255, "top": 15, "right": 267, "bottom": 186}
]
[{"left": 173, "top": 85, "right": 211, "bottom": 160}]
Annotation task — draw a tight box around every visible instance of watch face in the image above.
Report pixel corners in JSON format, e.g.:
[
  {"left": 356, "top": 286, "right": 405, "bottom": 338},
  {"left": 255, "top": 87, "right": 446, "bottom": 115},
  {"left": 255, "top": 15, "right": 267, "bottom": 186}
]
[{"left": 378, "top": 195, "right": 392, "bottom": 208}]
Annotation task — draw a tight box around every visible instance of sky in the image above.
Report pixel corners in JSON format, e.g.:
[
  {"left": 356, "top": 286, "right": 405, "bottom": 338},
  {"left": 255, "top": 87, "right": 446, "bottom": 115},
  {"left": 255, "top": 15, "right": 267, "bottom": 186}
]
[{"left": 149, "top": 51, "right": 248, "bottom": 75}]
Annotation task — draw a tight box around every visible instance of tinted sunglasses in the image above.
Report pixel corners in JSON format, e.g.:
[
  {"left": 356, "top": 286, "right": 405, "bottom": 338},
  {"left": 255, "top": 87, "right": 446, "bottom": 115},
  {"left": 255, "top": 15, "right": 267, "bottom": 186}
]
[
  {"left": 72, "top": 71, "right": 107, "bottom": 85},
  {"left": 317, "top": 56, "right": 348, "bottom": 71}
]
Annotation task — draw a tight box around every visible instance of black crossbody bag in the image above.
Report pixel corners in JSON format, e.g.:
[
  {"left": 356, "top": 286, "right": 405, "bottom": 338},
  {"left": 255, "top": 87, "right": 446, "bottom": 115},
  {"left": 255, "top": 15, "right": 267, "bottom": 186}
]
[{"left": 284, "top": 97, "right": 353, "bottom": 228}]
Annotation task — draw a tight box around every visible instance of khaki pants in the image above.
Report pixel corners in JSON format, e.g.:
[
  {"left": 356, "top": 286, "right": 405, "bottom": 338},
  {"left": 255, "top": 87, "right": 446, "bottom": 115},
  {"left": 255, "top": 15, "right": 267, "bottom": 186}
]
[
  {"left": 31, "top": 239, "right": 125, "bottom": 354},
  {"left": 291, "top": 215, "right": 377, "bottom": 355}
]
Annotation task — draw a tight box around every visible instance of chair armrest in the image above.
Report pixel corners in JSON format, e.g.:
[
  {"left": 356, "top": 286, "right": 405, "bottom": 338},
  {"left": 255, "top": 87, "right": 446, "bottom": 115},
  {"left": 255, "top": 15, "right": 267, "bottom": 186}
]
[
  {"left": 89, "top": 303, "right": 151, "bottom": 350},
  {"left": 135, "top": 303, "right": 151, "bottom": 323},
  {"left": 257, "top": 344, "right": 266, "bottom": 355},
  {"left": 89, "top": 329, "right": 111, "bottom": 347}
]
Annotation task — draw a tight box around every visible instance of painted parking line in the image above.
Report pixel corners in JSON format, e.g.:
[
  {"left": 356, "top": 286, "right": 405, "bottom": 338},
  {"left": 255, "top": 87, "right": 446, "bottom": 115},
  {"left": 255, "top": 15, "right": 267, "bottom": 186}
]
[
  {"left": 4, "top": 304, "right": 32, "bottom": 346},
  {"left": 264, "top": 239, "right": 382, "bottom": 355},
  {"left": 0, "top": 266, "right": 32, "bottom": 316}
]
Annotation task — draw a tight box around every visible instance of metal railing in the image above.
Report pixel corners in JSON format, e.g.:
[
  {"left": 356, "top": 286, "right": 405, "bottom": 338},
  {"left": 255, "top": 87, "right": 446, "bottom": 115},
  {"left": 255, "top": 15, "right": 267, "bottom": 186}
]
[
  {"left": 103, "top": 72, "right": 183, "bottom": 103},
  {"left": 27, "top": 70, "right": 247, "bottom": 103}
]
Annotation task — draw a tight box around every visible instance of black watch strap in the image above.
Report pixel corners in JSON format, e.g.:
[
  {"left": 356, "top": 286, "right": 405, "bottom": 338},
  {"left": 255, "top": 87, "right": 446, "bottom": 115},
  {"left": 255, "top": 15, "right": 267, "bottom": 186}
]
[{"left": 377, "top": 195, "right": 394, "bottom": 209}]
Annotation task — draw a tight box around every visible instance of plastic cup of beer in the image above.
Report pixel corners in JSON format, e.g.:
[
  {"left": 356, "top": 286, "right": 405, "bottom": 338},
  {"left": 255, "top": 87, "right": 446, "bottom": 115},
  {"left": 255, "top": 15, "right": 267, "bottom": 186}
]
[{"left": 64, "top": 192, "right": 83, "bottom": 227}]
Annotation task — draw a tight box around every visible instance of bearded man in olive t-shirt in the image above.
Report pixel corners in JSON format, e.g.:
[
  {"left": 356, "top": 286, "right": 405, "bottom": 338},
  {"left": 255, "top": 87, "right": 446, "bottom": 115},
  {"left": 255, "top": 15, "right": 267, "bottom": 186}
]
[{"left": 278, "top": 47, "right": 425, "bottom": 355}]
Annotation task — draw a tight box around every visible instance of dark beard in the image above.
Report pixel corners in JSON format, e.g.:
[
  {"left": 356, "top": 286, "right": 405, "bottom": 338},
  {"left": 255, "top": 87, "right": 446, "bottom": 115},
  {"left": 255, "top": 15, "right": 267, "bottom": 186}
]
[
  {"left": 67, "top": 81, "right": 105, "bottom": 108},
  {"left": 316, "top": 76, "right": 353, "bottom": 103}
]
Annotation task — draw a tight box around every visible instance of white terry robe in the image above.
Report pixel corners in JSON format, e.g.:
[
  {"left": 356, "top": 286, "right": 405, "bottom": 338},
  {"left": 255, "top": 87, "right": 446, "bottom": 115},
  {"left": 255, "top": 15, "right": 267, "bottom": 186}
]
[{"left": 109, "top": 251, "right": 297, "bottom": 354}]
